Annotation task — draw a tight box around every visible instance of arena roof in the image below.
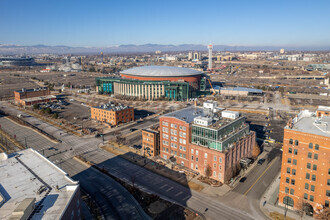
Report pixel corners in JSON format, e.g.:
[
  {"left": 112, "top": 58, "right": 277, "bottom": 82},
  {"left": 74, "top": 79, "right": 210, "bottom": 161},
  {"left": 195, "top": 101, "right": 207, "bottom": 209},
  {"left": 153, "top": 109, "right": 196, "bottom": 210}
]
[{"left": 121, "top": 66, "right": 202, "bottom": 77}]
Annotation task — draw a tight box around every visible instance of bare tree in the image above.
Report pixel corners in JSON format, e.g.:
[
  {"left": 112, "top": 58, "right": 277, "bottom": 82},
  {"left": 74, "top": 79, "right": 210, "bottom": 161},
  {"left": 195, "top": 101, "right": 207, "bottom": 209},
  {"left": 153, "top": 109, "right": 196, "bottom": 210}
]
[{"left": 205, "top": 164, "right": 212, "bottom": 179}]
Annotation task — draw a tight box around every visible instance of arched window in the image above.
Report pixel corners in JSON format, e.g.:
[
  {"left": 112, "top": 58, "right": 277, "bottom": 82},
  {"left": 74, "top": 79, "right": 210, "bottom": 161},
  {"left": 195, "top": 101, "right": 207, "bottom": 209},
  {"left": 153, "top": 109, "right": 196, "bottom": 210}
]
[
  {"left": 309, "top": 143, "right": 313, "bottom": 149},
  {"left": 283, "top": 196, "right": 294, "bottom": 207},
  {"left": 289, "top": 139, "right": 293, "bottom": 144},
  {"left": 295, "top": 140, "right": 299, "bottom": 146}
]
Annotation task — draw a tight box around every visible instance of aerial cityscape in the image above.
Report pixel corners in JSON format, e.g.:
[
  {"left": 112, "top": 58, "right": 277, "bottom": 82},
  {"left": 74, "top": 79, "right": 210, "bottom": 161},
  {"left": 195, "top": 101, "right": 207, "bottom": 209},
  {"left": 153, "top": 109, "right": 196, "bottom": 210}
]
[{"left": 0, "top": 0, "right": 329, "bottom": 220}]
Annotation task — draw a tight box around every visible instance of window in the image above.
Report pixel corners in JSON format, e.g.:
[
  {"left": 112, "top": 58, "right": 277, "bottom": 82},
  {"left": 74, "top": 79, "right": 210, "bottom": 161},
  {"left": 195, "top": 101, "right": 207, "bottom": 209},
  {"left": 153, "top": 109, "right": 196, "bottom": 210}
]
[
  {"left": 312, "top": 174, "right": 316, "bottom": 181},
  {"left": 191, "top": 149, "right": 194, "bottom": 154},
  {"left": 310, "top": 195, "right": 314, "bottom": 202},
  {"left": 313, "top": 165, "right": 317, "bottom": 171},
  {"left": 286, "top": 177, "right": 290, "bottom": 183},
  {"left": 326, "top": 190, "right": 330, "bottom": 197},
  {"left": 325, "top": 200, "right": 329, "bottom": 208},
  {"left": 305, "top": 183, "right": 309, "bottom": 190},
  {"left": 287, "top": 168, "right": 291, "bottom": 174},
  {"left": 328, "top": 179, "right": 330, "bottom": 186},
  {"left": 315, "top": 144, "right": 319, "bottom": 150},
  {"left": 289, "top": 139, "right": 293, "bottom": 144},
  {"left": 285, "top": 187, "right": 289, "bottom": 193},
  {"left": 219, "top": 173, "right": 222, "bottom": 180},
  {"left": 314, "top": 154, "right": 318, "bottom": 160},
  {"left": 291, "top": 179, "right": 295, "bottom": 185},
  {"left": 311, "top": 185, "right": 315, "bottom": 192},
  {"left": 329, "top": 168, "right": 330, "bottom": 175},
  {"left": 293, "top": 159, "right": 297, "bottom": 165},
  {"left": 219, "top": 158, "right": 222, "bottom": 163},
  {"left": 292, "top": 169, "right": 296, "bottom": 175},
  {"left": 308, "top": 153, "right": 312, "bottom": 158},
  {"left": 295, "top": 140, "right": 299, "bottom": 146},
  {"left": 304, "top": 193, "right": 308, "bottom": 200},
  {"left": 213, "top": 171, "right": 216, "bottom": 177},
  {"left": 294, "top": 149, "right": 298, "bottom": 155},
  {"left": 214, "top": 156, "right": 217, "bottom": 161},
  {"left": 309, "top": 143, "right": 313, "bottom": 149},
  {"left": 307, "top": 163, "right": 311, "bottom": 169},
  {"left": 287, "top": 158, "right": 291, "bottom": 164},
  {"left": 288, "top": 148, "right": 292, "bottom": 153},
  {"left": 191, "top": 156, "right": 194, "bottom": 160},
  {"left": 306, "top": 173, "right": 310, "bottom": 179},
  {"left": 219, "top": 165, "right": 222, "bottom": 171},
  {"left": 213, "top": 163, "right": 216, "bottom": 168},
  {"left": 290, "top": 189, "right": 294, "bottom": 195},
  {"left": 196, "top": 150, "right": 199, "bottom": 156},
  {"left": 204, "top": 153, "right": 208, "bottom": 158}
]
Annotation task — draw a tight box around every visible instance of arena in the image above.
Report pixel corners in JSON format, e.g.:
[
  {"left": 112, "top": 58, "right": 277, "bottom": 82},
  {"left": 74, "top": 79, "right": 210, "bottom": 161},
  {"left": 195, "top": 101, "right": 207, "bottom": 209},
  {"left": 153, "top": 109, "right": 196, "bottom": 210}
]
[
  {"left": 0, "top": 57, "right": 36, "bottom": 66},
  {"left": 96, "top": 66, "right": 208, "bottom": 101}
]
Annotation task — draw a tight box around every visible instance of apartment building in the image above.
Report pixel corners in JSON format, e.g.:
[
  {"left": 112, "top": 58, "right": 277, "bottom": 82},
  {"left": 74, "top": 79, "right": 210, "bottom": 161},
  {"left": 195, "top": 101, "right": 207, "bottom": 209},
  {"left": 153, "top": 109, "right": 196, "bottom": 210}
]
[
  {"left": 159, "top": 101, "right": 255, "bottom": 183},
  {"left": 142, "top": 127, "right": 160, "bottom": 157},
  {"left": 278, "top": 108, "right": 330, "bottom": 215},
  {"left": 91, "top": 103, "right": 134, "bottom": 126}
]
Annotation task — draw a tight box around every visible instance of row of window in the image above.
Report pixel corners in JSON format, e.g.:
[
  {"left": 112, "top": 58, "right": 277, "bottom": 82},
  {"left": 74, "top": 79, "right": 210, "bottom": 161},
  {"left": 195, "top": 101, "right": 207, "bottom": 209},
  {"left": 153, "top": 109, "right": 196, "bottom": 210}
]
[
  {"left": 162, "top": 122, "right": 186, "bottom": 131},
  {"left": 306, "top": 163, "right": 317, "bottom": 171},
  {"left": 288, "top": 139, "right": 320, "bottom": 150}
]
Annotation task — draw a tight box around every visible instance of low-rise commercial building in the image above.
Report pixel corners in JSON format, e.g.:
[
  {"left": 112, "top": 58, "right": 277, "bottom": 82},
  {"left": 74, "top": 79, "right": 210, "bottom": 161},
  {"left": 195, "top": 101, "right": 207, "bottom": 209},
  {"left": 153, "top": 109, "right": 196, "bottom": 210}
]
[
  {"left": 218, "top": 87, "right": 263, "bottom": 96},
  {"left": 0, "top": 148, "right": 81, "bottom": 220},
  {"left": 159, "top": 101, "right": 255, "bottom": 183},
  {"left": 278, "top": 108, "right": 330, "bottom": 215},
  {"left": 14, "top": 87, "right": 54, "bottom": 106},
  {"left": 142, "top": 127, "right": 160, "bottom": 157},
  {"left": 91, "top": 103, "right": 134, "bottom": 126}
]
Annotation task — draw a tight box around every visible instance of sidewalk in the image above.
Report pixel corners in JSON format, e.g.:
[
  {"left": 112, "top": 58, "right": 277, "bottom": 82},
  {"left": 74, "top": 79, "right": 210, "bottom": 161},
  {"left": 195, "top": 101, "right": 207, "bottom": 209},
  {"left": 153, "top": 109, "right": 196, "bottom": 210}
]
[{"left": 259, "top": 172, "right": 314, "bottom": 220}]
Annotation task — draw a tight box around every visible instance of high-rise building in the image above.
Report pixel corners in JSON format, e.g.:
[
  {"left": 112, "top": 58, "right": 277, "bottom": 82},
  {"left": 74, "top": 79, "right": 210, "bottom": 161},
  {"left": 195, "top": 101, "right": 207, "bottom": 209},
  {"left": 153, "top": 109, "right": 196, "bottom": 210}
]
[
  {"left": 188, "top": 52, "right": 193, "bottom": 61},
  {"left": 208, "top": 44, "right": 213, "bottom": 70},
  {"left": 280, "top": 48, "right": 285, "bottom": 54},
  {"left": 159, "top": 101, "right": 255, "bottom": 183},
  {"left": 278, "top": 106, "right": 330, "bottom": 215}
]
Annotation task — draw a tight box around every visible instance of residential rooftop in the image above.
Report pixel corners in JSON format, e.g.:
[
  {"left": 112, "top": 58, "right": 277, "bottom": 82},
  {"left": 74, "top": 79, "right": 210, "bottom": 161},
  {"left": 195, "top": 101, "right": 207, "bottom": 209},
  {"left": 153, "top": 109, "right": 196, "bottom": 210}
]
[
  {"left": 21, "top": 95, "right": 57, "bottom": 102},
  {"left": 287, "top": 110, "right": 330, "bottom": 137},
  {"left": 0, "top": 148, "right": 79, "bottom": 220}
]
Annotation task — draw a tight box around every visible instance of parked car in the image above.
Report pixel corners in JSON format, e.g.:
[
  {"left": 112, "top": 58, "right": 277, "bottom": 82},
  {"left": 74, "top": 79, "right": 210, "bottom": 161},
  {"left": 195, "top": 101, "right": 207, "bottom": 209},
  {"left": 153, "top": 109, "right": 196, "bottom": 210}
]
[
  {"left": 257, "top": 158, "right": 266, "bottom": 165},
  {"left": 239, "top": 177, "right": 247, "bottom": 183}
]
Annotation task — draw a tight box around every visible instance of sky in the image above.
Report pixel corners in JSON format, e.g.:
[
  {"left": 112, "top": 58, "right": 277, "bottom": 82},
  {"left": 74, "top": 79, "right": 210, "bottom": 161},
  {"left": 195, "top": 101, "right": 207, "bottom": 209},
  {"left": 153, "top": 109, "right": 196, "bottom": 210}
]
[{"left": 0, "top": 0, "right": 330, "bottom": 47}]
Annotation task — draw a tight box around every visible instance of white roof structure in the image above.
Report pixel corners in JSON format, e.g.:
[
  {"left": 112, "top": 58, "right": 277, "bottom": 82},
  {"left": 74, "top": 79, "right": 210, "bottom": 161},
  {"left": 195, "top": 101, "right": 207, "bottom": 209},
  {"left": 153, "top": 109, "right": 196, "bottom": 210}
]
[
  {"left": 121, "top": 65, "right": 202, "bottom": 77},
  {"left": 0, "top": 148, "right": 79, "bottom": 220}
]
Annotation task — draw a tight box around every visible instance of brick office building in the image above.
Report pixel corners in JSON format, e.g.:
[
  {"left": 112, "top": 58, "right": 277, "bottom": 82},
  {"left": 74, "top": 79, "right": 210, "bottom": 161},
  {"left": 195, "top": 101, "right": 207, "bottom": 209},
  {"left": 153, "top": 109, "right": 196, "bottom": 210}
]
[
  {"left": 14, "top": 87, "right": 50, "bottom": 102},
  {"left": 91, "top": 103, "right": 134, "bottom": 126},
  {"left": 278, "top": 108, "right": 330, "bottom": 215},
  {"left": 14, "top": 87, "right": 56, "bottom": 106},
  {"left": 159, "top": 101, "right": 256, "bottom": 183},
  {"left": 142, "top": 127, "right": 160, "bottom": 157}
]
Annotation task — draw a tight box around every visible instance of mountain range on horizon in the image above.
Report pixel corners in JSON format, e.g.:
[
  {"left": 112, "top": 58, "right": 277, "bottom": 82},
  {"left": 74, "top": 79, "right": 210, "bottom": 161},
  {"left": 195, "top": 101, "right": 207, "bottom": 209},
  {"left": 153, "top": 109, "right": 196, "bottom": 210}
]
[{"left": 0, "top": 43, "right": 330, "bottom": 55}]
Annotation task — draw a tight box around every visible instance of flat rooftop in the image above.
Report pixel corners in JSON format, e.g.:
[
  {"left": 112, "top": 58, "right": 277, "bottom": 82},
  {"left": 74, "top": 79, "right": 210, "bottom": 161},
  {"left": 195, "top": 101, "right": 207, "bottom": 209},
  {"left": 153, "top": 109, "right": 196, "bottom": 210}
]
[
  {"left": 162, "top": 106, "right": 207, "bottom": 124},
  {"left": 92, "top": 103, "right": 132, "bottom": 111},
  {"left": 16, "top": 87, "right": 48, "bottom": 94},
  {"left": 289, "top": 111, "right": 330, "bottom": 137},
  {"left": 0, "top": 148, "right": 79, "bottom": 220},
  {"left": 162, "top": 106, "right": 240, "bottom": 129},
  {"left": 22, "top": 95, "right": 57, "bottom": 102}
]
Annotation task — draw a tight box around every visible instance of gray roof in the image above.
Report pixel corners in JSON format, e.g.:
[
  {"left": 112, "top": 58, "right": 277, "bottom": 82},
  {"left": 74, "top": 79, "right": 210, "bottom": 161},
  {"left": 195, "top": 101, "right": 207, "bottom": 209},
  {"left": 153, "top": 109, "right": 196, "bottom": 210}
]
[
  {"left": 121, "top": 66, "right": 202, "bottom": 77},
  {"left": 161, "top": 106, "right": 207, "bottom": 123}
]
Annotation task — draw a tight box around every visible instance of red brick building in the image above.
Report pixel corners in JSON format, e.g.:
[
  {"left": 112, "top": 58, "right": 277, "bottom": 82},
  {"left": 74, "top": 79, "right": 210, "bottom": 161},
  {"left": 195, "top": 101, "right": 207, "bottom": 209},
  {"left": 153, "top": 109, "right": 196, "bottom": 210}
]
[
  {"left": 91, "top": 103, "right": 134, "bottom": 126},
  {"left": 159, "top": 101, "right": 256, "bottom": 183},
  {"left": 279, "top": 109, "right": 330, "bottom": 215},
  {"left": 14, "top": 87, "right": 50, "bottom": 102},
  {"left": 142, "top": 127, "right": 160, "bottom": 157}
]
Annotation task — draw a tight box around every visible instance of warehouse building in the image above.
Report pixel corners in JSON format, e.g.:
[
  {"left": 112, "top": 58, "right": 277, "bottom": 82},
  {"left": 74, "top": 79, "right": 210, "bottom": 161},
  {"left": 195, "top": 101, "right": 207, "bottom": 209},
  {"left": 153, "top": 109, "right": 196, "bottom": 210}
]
[
  {"left": 96, "top": 66, "right": 208, "bottom": 101},
  {"left": 14, "top": 87, "right": 56, "bottom": 106},
  {"left": 278, "top": 108, "right": 330, "bottom": 215},
  {"left": 159, "top": 101, "right": 256, "bottom": 183},
  {"left": 0, "top": 148, "right": 81, "bottom": 220},
  {"left": 91, "top": 102, "right": 134, "bottom": 126},
  {"left": 142, "top": 126, "right": 160, "bottom": 157}
]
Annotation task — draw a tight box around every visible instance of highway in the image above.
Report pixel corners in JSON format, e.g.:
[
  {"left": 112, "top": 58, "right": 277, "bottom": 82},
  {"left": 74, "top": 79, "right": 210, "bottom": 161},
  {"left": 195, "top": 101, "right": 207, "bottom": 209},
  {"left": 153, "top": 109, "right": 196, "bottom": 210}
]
[{"left": 0, "top": 102, "right": 279, "bottom": 219}]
